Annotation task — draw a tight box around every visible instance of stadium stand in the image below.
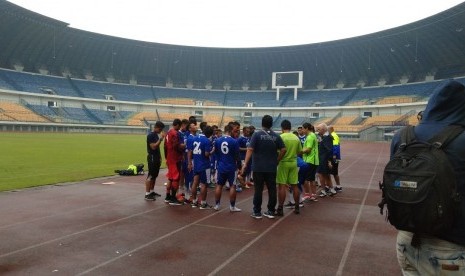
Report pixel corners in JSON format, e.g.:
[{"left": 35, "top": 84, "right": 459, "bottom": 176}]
[
  {"left": 0, "top": 102, "right": 50, "bottom": 122},
  {"left": 2, "top": 1, "right": 465, "bottom": 138},
  {"left": 362, "top": 114, "right": 402, "bottom": 126},
  {"left": 331, "top": 115, "right": 358, "bottom": 126}
]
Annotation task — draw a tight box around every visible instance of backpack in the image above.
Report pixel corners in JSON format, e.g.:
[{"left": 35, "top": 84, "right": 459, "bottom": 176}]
[{"left": 380, "top": 125, "right": 463, "bottom": 245}]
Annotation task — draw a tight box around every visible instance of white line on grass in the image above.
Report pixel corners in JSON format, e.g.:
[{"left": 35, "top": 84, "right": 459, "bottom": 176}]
[{"left": 336, "top": 144, "right": 386, "bottom": 276}]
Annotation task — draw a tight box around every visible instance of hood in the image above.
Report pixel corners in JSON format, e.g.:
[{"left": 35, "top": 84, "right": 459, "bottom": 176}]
[{"left": 420, "top": 80, "right": 465, "bottom": 126}]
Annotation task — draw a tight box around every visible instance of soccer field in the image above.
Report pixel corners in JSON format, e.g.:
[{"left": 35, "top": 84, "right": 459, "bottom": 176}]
[{"left": 0, "top": 132, "right": 164, "bottom": 192}]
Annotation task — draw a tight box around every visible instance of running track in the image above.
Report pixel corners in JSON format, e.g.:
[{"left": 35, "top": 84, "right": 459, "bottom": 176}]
[{"left": 0, "top": 141, "right": 400, "bottom": 275}]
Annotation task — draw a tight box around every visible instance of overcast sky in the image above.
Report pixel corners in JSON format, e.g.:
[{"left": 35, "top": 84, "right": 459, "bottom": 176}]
[{"left": 8, "top": 0, "right": 465, "bottom": 48}]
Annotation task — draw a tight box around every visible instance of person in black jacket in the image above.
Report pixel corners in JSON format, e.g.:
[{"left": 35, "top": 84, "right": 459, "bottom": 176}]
[
  {"left": 391, "top": 80, "right": 465, "bottom": 275},
  {"left": 315, "top": 123, "right": 336, "bottom": 197}
]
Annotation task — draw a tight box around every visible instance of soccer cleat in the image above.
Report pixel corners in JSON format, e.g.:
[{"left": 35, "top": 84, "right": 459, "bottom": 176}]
[
  {"left": 144, "top": 193, "right": 155, "bottom": 201},
  {"left": 213, "top": 204, "right": 220, "bottom": 211},
  {"left": 164, "top": 195, "right": 171, "bottom": 203},
  {"left": 153, "top": 192, "right": 162, "bottom": 197},
  {"left": 199, "top": 203, "right": 212, "bottom": 210},
  {"left": 329, "top": 188, "right": 337, "bottom": 195},
  {"left": 250, "top": 212, "right": 263, "bottom": 219},
  {"left": 191, "top": 201, "right": 199, "bottom": 208},
  {"left": 335, "top": 186, "right": 343, "bottom": 193},
  {"left": 168, "top": 198, "right": 183, "bottom": 206},
  {"left": 230, "top": 206, "right": 242, "bottom": 212},
  {"left": 294, "top": 207, "right": 300, "bottom": 215},
  {"left": 236, "top": 186, "right": 243, "bottom": 193},
  {"left": 276, "top": 208, "right": 284, "bottom": 217},
  {"left": 309, "top": 194, "right": 319, "bottom": 202},
  {"left": 263, "top": 210, "right": 275, "bottom": 219},
  {"left": 318, "top": 190, "right": 327, "bottom": 197},
  {"left": 302, "top": 194, "right": 312, "bottom": 202},
  {"left": 284, "top": 202, "right": 294, "bottom": 209}
]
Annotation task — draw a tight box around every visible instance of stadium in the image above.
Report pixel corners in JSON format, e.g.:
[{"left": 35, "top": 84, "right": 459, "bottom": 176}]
[
  {"left": 1, "top": 1, "right": 465, "bottom": 275},
  {"left": 1, "top": 1, "right": 465, "bottom": 139}
]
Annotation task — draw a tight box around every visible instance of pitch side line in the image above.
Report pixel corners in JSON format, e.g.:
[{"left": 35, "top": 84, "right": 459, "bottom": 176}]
[{"left": 336, "top": 143, "right": 386, "bottom": 276}]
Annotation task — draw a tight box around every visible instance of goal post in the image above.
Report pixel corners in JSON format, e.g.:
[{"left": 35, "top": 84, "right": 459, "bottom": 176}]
[{"left": 271, "top": 71, "right": 303, "bottom": 101}]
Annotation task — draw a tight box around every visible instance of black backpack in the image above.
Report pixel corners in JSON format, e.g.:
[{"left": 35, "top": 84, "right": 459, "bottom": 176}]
[{"left": 380, "top": 125, "right": 463, "bottom": 245}]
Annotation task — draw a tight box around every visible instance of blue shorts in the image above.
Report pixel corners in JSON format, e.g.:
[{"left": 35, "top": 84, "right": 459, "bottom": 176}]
[
  {"left": 194, "top": 170, "right": 208, "bottom": 185},
  {"left": 217, "top": 171, "right": 236, "bottom": 186}
]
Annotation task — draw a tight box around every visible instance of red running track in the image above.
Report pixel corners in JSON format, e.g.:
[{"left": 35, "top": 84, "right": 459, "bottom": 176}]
[{"left": 0, "top": 141, "right": 400, "bottom": 275}]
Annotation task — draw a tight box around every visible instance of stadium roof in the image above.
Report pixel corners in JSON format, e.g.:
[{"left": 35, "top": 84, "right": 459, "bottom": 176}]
[{"left": 1, "top": 0, "right": 465, "bottom": 89}]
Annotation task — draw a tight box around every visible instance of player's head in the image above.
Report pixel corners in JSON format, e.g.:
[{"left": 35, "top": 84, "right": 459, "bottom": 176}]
[
  {"left": 242, "top": 126, "right": 250, "bottom": 137},
  {"left": 189, "top": 115, "right": 197, "bottom": 125},
  {"left": 203, "top": 125, "right": 214, "bottom": 138},
  {"left": 297, "top": 126, "right": 303, "bottom": 136},
  {"left": 228, "top": 121, "right": 240, "bottom": 137},
  {"left": 154, "top": 121, "right": 165, "bottom": 133},
  {"left": 172, "top": 118, "right": 182, "bottom": 130},
  {"left": 249, "top": 125, "right": 255, "bottom": 135},
  {"left": 302, "top": 122, "right": 313, "bottom": 134},
  {"left": 329, "top": 126, "right": 335, "bottom": 133},
  {"left": 281, "top": 119, "right": 291, "bottom": 131},
  {"left": 199, "top": 121, "right": 208, "bottom": 132},
  {"left": 262, "top": 115, "right": 273, "bottom": 129},
  {"left": 181, "top": 119, "right": 189, "bottom": 130},
  {"left": 189, "top": 123, "right": 197, "bottom": 134},
  {"left": 224, "top": 124, "right": 232, "bottom": 135}
]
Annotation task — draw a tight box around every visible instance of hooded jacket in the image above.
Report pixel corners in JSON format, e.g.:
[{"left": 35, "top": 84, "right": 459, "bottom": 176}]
[{"left": 391, "top": 80, "right": 465, "bottom": 246}]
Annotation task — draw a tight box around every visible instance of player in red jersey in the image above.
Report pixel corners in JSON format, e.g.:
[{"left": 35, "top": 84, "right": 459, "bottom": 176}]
[{"left": 164, "top": 119, "right": 185, "bottom": 205}]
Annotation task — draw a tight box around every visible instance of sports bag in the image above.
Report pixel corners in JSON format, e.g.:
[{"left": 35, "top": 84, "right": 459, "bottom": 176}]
[{"left": 380, "top": 125, "right": 463, "bottom": 243}]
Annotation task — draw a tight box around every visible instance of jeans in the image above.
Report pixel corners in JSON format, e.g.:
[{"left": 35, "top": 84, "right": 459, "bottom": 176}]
[
  {"left": 252, "top": 171, "right": 277, "bottom": 214},
  {"left": 397, "top": 230, "right": 465, "bottom": 275}
]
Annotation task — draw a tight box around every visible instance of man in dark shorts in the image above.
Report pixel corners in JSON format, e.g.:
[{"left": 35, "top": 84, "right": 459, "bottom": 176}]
[
  {"left": 145, "top": 121, "right": 165, "bottom": 201},
  {"left": 316, "top": 123, "right": 336, "bottom": 197},
  {"left": 241, "top": 115, "right": 286, "bottom": 219},
  {"left": 329, "top": 126, "right": 342, "bottom": 192},
  {"left": 301, "top": 122, "right": 319, "bottom": 202}
]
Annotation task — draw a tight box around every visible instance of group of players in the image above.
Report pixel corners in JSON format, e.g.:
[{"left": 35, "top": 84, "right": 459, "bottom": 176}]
[{"left": 144, "top": 115, "right": 342, "bottom": 217}]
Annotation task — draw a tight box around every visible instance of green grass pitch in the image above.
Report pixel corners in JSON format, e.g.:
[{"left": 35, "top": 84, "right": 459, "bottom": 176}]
[{"left": 0, "top": 132, "right": 165, "bottom": 192}]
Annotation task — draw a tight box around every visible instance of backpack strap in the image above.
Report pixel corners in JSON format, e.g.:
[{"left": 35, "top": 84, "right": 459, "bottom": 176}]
[
  {"left": 399, "top": 126, "right": 416, "bottom": 150},
  {"left": 428, "top": 125, "right": 464, "bottom": 149}
]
